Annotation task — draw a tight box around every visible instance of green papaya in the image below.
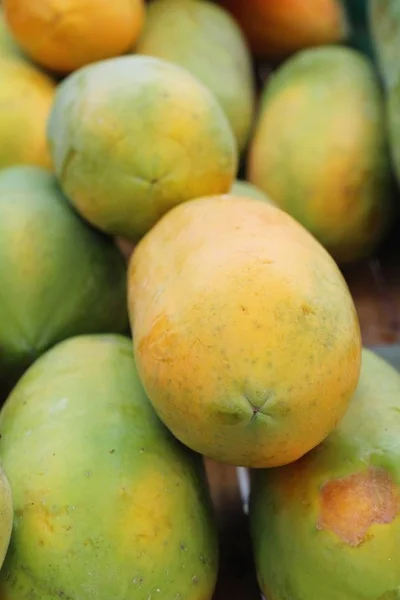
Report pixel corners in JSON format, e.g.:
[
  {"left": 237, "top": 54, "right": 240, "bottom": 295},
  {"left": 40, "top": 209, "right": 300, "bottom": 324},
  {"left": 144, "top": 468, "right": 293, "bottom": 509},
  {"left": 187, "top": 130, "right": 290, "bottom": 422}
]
[
  {"left": 369, "top": 0, "right": 400, "bottom": 189},
  {"left": 249, "top": 348, "right": 400, "bottom": 600},
  {"left": 0, "top": 334, "right": 218, "bottom": 599},
  {"left": 230, "top": 179, "right": 275, "bottom": 203},
  {"left": 135, "top": 0, "right": 256, "bottom": 152},
  {"left": 0, "top": 463, "right": 12, "bottom": 571},
  {"left": 248, "top": 45, "right": 392, "bottom": 264},
  {"left": 0, "top": 166, "right": 128, "bottom": 393},
  {"left": 369, "top": 0, "right": 400, "bottom": 90}
]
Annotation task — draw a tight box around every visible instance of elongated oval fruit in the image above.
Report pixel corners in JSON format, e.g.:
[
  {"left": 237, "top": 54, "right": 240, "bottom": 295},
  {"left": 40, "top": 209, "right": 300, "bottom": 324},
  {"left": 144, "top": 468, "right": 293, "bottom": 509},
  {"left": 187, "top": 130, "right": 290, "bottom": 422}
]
[
  {"left": 248, "top": 45, "right": 392, "bottom": 265},
  {"left": 0, "top": 334, "right": 218, "bottom": 600},
  {"left": 136, "top": 0, "right": 256, "bottom": 152},
  {"left": 0, "top": 166, "right": 128, "bottom": 394},
  {"left": 249, "top": 348, "right": 400, "bottom": 600},
  {"left": 47, "top": 54, "right": 237, "bottom": 242},
  {"left": 128, "top": 195, "right": 362, "bottom": 468}
]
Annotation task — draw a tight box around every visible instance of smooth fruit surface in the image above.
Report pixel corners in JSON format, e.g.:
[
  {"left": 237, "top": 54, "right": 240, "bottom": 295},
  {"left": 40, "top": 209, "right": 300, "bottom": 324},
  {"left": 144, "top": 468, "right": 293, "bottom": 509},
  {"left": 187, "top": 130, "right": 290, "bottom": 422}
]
[
  {"left": 128, "top": 195, "right": 361, "bottom": 468},
  {"left": 250, "top": 348, "right": 400, "bottom": 600},
  {"left": 0, "top": 56, "right": 55, "bottom": 169},
  {"left": 4, "top": 0, "right": 145, "bottom": 73},
  {"left": 248, "top": 46, "right": 391, "bottom": 264},
  {"left": 230, "top": 179, "right": 274, "bottom": 203},
  {"left": 136, "top": 0, "right": 255, "bottom": 152},
  {"left": 48, "top": 55, "right": 238, "bottom": 242},
  {"left": 0, "top": 334, "right": 218, "bottom": 599},
  {"left": 0, "top": 463, "right": 13, "bottom": 572},
  {"left": 218, "top": 0, "right": 348, "bottom": 59},
  {"left": 0, "top": 166, "right": 128, "bottom": 393}
]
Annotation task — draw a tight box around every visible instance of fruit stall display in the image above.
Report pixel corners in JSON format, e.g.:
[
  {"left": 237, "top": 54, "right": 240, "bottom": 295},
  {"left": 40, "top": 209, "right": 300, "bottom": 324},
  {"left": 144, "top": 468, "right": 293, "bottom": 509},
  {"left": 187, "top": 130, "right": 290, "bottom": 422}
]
[{"left": 0, "top": 0, "right": 400, "bottom": 598}]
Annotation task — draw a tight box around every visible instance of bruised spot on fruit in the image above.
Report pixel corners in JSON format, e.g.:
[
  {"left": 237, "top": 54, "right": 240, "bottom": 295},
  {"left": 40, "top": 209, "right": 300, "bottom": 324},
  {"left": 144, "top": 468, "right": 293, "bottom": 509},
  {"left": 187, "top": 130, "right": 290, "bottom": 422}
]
[{"left": 317, "top": 467, "right": 400, "bottom": 546}]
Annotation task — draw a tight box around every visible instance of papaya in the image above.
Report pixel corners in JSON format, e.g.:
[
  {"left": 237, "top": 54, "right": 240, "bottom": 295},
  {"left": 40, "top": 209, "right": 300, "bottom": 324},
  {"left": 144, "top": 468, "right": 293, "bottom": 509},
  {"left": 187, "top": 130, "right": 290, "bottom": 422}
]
[
  {"left": 248, "top": 45, "right": 392, "bottom": 265},
  {"left": 369, "top": 0, "right": 400, "bottom": 90},
  {"left": 369, "top": 0, "right": 400, "bottom": 189},
  {"left": 48, "top": 55, "right": 237, "bottom": 242},
  {"left": 0, "top": 334, "right": 218, "bottom": 599},
  {"left": 217, "top": 0, "right": 348, "bottom": 60},
  {"left": 0, "top": 7, "right": 25, "bottom": 61},
  {"left": 128, "top": 194, "right": 362, "bottom": 468},
  {"left": 0, "top": 464, "right": 12, "bottom": 571},
  {"left": 0, "top": 56, "right": 55, "bottom": 169},
  {"left": 3, "top": 0, "right": 145, "bottom": 73},
  {"left": 136, "top": 0, "right": 256, "bottom": 152},
  {"left": 230, "top": 179, "right": 275, "bottom": 203},
  {"left": 0, "top": 166, "right": 128, "bottom": 394},
  {"left": 249, "top": 348, "right": 400, "bottom": 600}
]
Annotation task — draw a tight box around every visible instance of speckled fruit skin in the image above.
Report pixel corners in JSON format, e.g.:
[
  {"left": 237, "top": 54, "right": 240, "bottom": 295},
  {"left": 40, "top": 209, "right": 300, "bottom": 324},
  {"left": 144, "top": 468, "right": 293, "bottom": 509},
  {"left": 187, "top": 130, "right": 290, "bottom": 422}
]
[
  {"left": 0, "top": 335, "right": 218, "bottom": 600},
  {"left": 136, "top": 0, "right": 255, "bottom": 152},
  {"left": 0, "top": 166, "right": 128, "bottom": 394},
  {"left": 248, "top": 45, "right": 392, "bottom": 265},
  {"left": 128, "top": 194, "right": 362, "bottom": 468},
  {"left": 0, "top": 56, "right": 55, "bottom": 169},
  {"left": 249, "top": 348, "right": 400, "bottom": 600},
  {"left": 218, "top": 0, "right": 348, "bottom": 59},
  {"left": 47, "top": 54, "right": 238, "bottom": 243},
  {"left": 0, "top": 463, "right": 13, "bottom": 571}
]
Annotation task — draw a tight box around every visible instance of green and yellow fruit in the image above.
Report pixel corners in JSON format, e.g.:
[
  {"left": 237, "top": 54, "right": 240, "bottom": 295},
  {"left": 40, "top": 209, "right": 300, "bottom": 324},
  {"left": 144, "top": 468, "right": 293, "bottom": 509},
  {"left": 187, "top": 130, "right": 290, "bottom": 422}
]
[
  {"left": 128, "top": 195, "right": 361, "bottom": 468},
  {"left": 48, "top": 54, "right": 238, "bottom": 242},
  {"left": 248, "top": 45, "right": 391, "bottom": 264},
  {"left": 0, "top": 56, "right": 55, "bottom": 169},
  {"left": 230, "top": 179, "right": 275, "bottom": 203},
  {"left": 0, "top": 463, "right": 12, "bottom": 571},
  {"left": 0, "top": 166, "right": 128, "bottom": 393},
  {"left": 0, "top": 334, "right": 218, "bottom": 600},
  {"left": 370, "top": 0, "right": 400, "bottom": 189},
  {"left": 250, "top": 348, "right": 400, "bottom": 600},
  {"left": 0, "top": 7, "right": 25, "bottom": 60},
  {"left": 136, "top": 0, "right": 256, "bottom": 152}
]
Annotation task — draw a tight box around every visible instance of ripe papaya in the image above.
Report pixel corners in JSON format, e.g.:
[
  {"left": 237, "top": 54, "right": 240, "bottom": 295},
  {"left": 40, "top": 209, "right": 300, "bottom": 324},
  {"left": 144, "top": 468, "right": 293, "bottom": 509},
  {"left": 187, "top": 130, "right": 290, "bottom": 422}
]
[
  {"left": 0, "top": 334, "right": 218, "bottom": 600},
  {"left": 248, "top": 45, "right": 392, "bottom": 264},
  {"left": 249, "top": 348, "right": 400, "bottom": 600},
  {"left": 128, "top": 195, "right": 361, "bottom": 468}
]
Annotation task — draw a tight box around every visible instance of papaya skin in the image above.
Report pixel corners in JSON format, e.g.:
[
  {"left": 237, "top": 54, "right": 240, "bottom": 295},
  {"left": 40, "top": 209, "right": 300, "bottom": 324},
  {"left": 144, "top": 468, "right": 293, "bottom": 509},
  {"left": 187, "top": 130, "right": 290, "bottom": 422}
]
[
  {"left": 0, "top": 464, "right": 13, "bottom": 572},
  {"left": 128, "top": 195, "right": 362, "bottom": 468},
  {"left": 230, "top": 179, "right": 275, "bottom": 203},
  {"left": 248, "top": 46, "right": 392, "bottom": 265},
  {"left": 0, "top": 56, "right": 55, "bottom": 169},
  {"left": 47, "top": 55, "right": 238, "bottom": 242},
  {"left": 218, "top": 0, "right": 348, "bottom": 60},
  {"left": 0, "top": 166, "right": 128, "bottom": 394},
  {"left": 4, "top": 0, "right": 145, "bottom": 73},
  {"left": 136, "top": 0, "right": 256, "bottom": 152},
  {"left": 249, "top": 348, "right": 400, "bottom": 600},
  {"left": 0, "top": 335, "right": 218, "bottom": 600}
]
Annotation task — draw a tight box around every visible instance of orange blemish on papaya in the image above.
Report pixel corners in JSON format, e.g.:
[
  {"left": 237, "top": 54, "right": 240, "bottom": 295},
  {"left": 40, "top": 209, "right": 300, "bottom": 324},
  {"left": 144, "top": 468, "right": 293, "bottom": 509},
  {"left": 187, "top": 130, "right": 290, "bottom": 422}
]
[{"left": 318, "top": 467, "right": 400, "bottom": 547}]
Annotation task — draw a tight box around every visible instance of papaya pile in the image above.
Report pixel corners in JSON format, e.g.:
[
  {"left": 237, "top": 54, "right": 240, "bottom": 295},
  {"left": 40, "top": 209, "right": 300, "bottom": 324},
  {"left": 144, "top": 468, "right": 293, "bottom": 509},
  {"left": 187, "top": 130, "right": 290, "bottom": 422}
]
[{"left": 0, "top": 0, "right": 398, "bottom": 598}]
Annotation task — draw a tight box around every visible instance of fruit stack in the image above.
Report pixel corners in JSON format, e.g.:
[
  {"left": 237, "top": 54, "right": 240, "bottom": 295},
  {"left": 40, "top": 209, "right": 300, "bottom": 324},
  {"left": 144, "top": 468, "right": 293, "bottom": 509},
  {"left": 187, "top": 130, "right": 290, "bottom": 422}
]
[{"left": 0, "top": 0, "right": 399, "bottom": 598}]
